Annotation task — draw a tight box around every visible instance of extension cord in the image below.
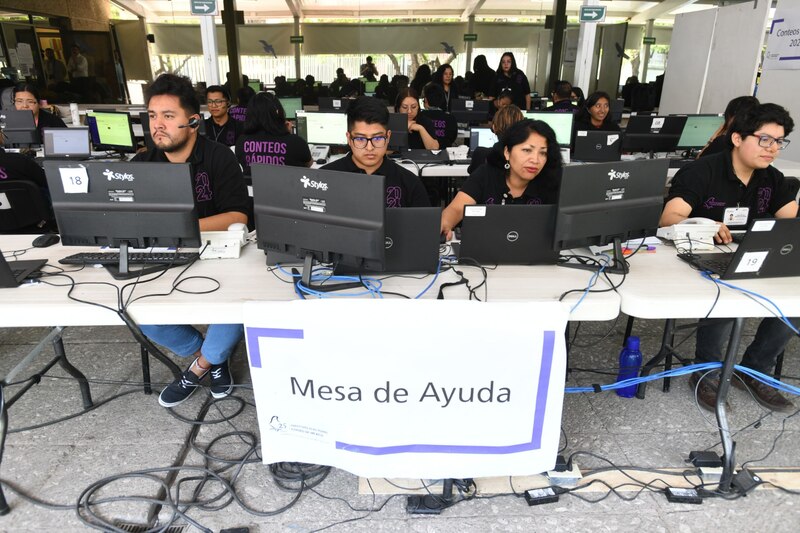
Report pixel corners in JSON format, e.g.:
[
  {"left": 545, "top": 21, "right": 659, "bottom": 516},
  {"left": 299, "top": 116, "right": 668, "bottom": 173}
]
[
  {"left": 199, "top": 230, "right": 246, "bottom": 259},
  {"left": 546, "top": 461, "right": 582, "bottom": 487},
  {"left": 698, "top": 466, "right": 723, "bottom": 482}
]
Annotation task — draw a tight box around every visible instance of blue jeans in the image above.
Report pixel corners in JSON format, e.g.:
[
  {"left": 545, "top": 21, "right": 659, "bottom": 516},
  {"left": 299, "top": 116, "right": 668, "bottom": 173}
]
[
  {"left": 140, "top": 324, "right": 243, "bottom": 365},
  {"left": 695, "top": 317, "right": 799, "bottom": 374}
]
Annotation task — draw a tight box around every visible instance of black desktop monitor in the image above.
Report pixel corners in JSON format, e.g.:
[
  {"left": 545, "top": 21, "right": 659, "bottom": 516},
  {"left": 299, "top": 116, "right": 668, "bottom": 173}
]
[
  {"left": 42, "top": 161, "right": 201, "bottom": 279},
  {"left": 388, "top": 112, "right": 408, "bottom": 150},
  {"left": 0, "top": 109, "right": 40, "bottom": 147},
  {"left": 554, "top": 158, "right": 670, "bottom": 273},
  {"left": 295, "top": 111, "right": 348, "bottom": 145},
  {"left": 86, "top": 110, "right": 137, "bottom": 153},
  {"left": 318, "top": 97, "right": 352, "bottom": 113},
  {"left": 525, "top": 112, "right": 573, "bottom": 147},
  {"left": 610, "top": 98, "right": 625, "bottom": 123},
  {"left": 450, "top": 99, "right": 491, "bottom": 124},
  {"left": 621, "top": 115, "right": 688, "bottom": 154},
  {"left": 674, "top": 114, "right": 724, "bottom": 150},
  {"left": 279, "top": 97, "right": 303, "bottom": 119},
  {"left": 248, "top": 80, "right": 262, "bottom": 92},
  {"left": 251, "top": 165, "right": 385, "bottom": 291}
]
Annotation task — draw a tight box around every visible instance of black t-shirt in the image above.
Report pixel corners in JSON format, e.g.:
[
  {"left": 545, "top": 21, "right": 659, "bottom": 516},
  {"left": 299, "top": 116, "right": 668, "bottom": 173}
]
[
  {"left": 132, "top": 135, "right": 249, "bottom": 221},
  {"left": 667, "top": 151, "right": 799, "bottom": 228},
  {"left": 408, "top": 114, "right": 435, "bottom": 150},
  {"left": 0, "top": 151, "right": 47, "bottom": 188},
  {"left": 461, "top": 162, "right": 561, "bottom": 205},
  {"left": 320, "top": 153, "right": 431, "bottom": 208},
  {"left": 572, "top": 115, "right": 621, "bottom": 132},
  {"left": 36, "top": 109, "right": 67, "bottom": 136},
  {"left": 547, "top": 100, "right": 579, "bottom": 113},
  {"left": 204, "top": 115, "right": 243, "bottom": 147},
  {"left": 489, "top": 70, "right": 531, "bottom": 110},
  {"left": 235, "top": 132, "right": 311, "bottom": 175},
  {"left": 419, "top": 109, "right": 458, "bottom": 149}
]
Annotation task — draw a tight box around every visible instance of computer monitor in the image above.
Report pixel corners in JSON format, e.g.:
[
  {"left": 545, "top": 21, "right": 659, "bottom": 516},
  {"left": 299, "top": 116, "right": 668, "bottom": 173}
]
[
  {"left": 251, "top": 165, "right": 385, "bottom": 292},
  {"left": 364, "top": 80, "right": 379, "bottom": 93},
  {"left": 525, "top": 112, "right": 573, "bottom": 147},
  {"left": 86, "top": 110, "right": 137, "bottom": 153},
  {"left": 0, "top": 109, "right": 40, "bottom": 146},
  {"left": 42, "top": 161, "right": 201, "bottom": 279},
  {"left": 451, "top": 99, "right": 491, "bottom": 124},
  {"left": 621, "top": 115, "right": 688, "bottom": 155},
  {"left": 469, "top": 127, "right": 498, "bottom": 150},
  {"left": 675, "top": 114, "right": 725, "bottom": 150},
  {"left": 279, "top": 97, "right": 303, "bottom": 119},
  {"left": 318, "top": 97, "right": 352, "bottom": 113},
  {"left": 42, "top": 127, "right": 91, "bottom": 159},
  {"left": 248, "top": 80, "right": 262, "bottom": 92},
  {"left": 295, "top": 111, "right": 348, "bottom": 145},
  {"left": 388, "top": 112, "right": 408, "bottom": 151},
  {"left": 554, "top": 158, "right": 670, "bottom": 274}
]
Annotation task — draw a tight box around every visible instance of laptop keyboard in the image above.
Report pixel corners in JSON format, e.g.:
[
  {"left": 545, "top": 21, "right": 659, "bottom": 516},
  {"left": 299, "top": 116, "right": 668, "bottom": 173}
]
[
  {"left": 59, "top": 251, "right": 199, "bottom": 266},
  {"left": 678, "top": 253, "right": 733, "bottom": 274}
]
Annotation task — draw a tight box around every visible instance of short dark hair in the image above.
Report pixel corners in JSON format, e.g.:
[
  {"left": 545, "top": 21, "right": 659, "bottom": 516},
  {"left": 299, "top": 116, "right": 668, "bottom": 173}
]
[
  {"left": 12, "top": 82, "right": 41, "bottom": 103},
  {"left": 422, "top": 82, "right": 447, "bottom": 109},
  {"left": 237, "top": 86, "right": 256, "bottom": 106},
  {"left": 346, "top": 96, "right": 389, "bottom": 130},
  {"left": 366, "top": 56, "right": 373, "bottom": 62},
  {"left": 146, "top": 73, "right": 200, "bottom": 115},
  {"left": 553, "top": 80, "right": 573, "bottom": 99},
  {"left": 728, "top": 103, "right": 794, "bottom": 143},
  {"left": 205, "top": 85, "right": 230, "bottom": 101},
  {"left": 244, "top": 92, "right": 287, "bottom": 136},
  {"left": 723, "top": 96, "right": 759, "bottom": 125},
  {"left": 490, "top": 119, "right": 563, "bottom": 173}
]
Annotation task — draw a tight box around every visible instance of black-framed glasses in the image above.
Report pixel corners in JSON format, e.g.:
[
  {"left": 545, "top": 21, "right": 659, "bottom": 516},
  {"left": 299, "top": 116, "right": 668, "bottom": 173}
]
[
  {"left": 350, "top": 135, "right": 387, "bottom": 149},
  {"left": 207, "top": 99, "right": 228, "bottom": 107},
  {"left": 750, "top": 133, "right": 790, "bottom": 150}
]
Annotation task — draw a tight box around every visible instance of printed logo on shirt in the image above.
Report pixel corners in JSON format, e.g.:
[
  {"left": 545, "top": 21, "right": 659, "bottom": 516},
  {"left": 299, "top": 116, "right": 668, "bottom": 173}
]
[
  {"left": 527, "top": 197, "right": 542, "bottom": 205},
  {"left": 300, "top": 175, "right": 328, "bottom": 191},
  {"left": 757, "top": 187, "right": 772, "bottom": 214},
  {"left": 195, "top": 171, "right": 213, "bottom": 202},
  {"left": 244, "top": 140, "right": 288, "bottom": 166},
  {"left": 0, "top": 167, "right": 7, "bottom": 180},
  {"left": 103, "top": 168, "right": 134, "bottom": 181},
  {"left": 607, "top": 169, "right": 630, "bottom": 181},
  {"left": 386, "top": 186, "right": 402, "bottom": 208},
  {"left": 703, "top": 197, "right": 726, "bottom": 210}
]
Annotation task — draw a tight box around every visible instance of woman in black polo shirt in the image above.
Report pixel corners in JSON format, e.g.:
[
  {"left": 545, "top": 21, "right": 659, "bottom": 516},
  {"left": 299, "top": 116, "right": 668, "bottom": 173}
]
[
  {"left": 440, "top": 118, "right": 562, "bottom": 236},
  {"left": 235, "top": 92, "right": 311, "bottom": 176},
  {"left": 432, "top": 63, "right": 458, "bottom": 111},
  {"left": 11, "top": 82, "right": 66, "bottom": 137},
  {"left": 571, "top": 91, "right": 620, "bottom": 145},
  {"left": 395, "top": 88, "right": 439, "bottom": 150},
  {"left": 489, "top": 52, "right": 531, "bottom": 112}
]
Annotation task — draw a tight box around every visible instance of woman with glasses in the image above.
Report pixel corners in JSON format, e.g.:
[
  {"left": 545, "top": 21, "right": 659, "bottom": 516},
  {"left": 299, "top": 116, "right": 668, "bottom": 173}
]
[
  {"left": 204, "top": 85, "right": 243, "bottom": 147},
  {"left": 322, "top": 96, "right": 429, "bottom": 208},
  {"left": 395, "top": 88, "right": 439, "bottom": 150},
  {"left": 11, "top": 83, "right": 66, "bottom": 138},
  {"left": 235, "top": 92, "right": 311, "bottom": 176}
]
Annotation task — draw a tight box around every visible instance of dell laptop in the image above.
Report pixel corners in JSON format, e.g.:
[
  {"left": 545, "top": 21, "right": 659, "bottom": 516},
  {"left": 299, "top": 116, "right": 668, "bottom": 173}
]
[
  {"left": 678, "top": 218, "right": 800, "bottom": 280},
  {"left": 0, "top": 252, "right": 46, "bottom": 288},
  {"left": 42, "top": 127, "right": 91, "bottom": 159},
  {"left": 454, "top": 204, "right": 559, "bottom": 265},
  {"left": 573, "top": 130, "right": 622, "bottom": 162}
]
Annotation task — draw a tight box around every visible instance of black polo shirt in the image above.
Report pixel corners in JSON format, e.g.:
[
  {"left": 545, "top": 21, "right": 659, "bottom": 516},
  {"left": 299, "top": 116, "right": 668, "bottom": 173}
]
[
  {"left": 489, "top": 70, "right": 531, "bottom": 110},
  {"left": 132, "top": 134, "right": 249, "bottom": 220},
  {"left": 461, "top": 162, "right": 561, "bottom": 205},
  {"left": 419, "top": 108, "right": 458, "bottom": 149},
  {"left": 547, "top": 100, "right": 579, "bottom": 113},
  {"left": 204, "top": 115, "right": 243, "bottom": 147},
  {"left": 667, "top": 150, "right": 799, "bottom": 228},
  {"left": 320, "top": 153, "right": 431, "bottom": 208},
  {"left": 698, "top": 135, "right": 729, "bottom": 158},
  {"left": 408, "top": 114, "right": 435, "bottom": 150},
  {"left": 235, "top": 132, "right": 311, "bottom": 175},
  {"left": 572, "top": 116, "right": 620, "bottom": 132}
]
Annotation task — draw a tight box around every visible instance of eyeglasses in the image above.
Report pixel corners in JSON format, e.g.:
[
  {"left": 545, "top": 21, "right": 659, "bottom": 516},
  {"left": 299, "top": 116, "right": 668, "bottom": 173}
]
[
  {"left": 350, "top": 135, "right": 387, "bottom": 149},
  {"left": 207, "top": 99, "right": 228, "bottom": 107},
  {"left": 750, "top": 133, "right": 790, "bottom": 150},
  {"left": 14, "top": 99, "right": 37, "bottom": 106}
]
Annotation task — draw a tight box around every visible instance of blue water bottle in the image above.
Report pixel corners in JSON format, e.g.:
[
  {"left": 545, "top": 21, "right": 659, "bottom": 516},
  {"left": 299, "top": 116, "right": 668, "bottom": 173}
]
[{"left": 616, "top": 336, "right": 642, "bottom": 398}]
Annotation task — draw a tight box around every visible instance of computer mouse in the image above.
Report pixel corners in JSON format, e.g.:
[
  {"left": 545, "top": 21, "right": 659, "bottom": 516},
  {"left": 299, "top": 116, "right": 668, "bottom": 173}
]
[
  {"left": 32, "top": 234, "right": 60, "bottom": 248},
  {"left": 316, "top": 158, "right": 327, "bottom": 165},
  {"left": 227, "top": 223, "right": 247, "bottom": 233}
]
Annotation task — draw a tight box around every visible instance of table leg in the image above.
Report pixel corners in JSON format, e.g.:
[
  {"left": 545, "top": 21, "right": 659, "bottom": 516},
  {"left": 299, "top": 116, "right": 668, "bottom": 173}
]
[
  {"left": 636, "top": 319, "right": 676, "bottom": 399},
  {"left": 52, "top": 337, "right": 93, "bottom": 409},
  {"left": 0, "top": 391, "right": 10, "bottom": 515},
  {"left": 716, "top": 317, "right": 743, "bottom": 493}
]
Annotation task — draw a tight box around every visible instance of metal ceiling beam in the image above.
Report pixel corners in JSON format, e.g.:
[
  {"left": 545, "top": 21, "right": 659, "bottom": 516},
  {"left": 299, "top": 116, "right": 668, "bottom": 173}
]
[
  {"left": 460, "top": 0, "right": 486, "bottom": 22},
  {"left": 112, "top": 0, "right": 156, "bottom": 19},
  {"left": 629, "top": 0, "right": 698, "bottom": 24},
  {"left": 285, "top": 0, "right": 303, "bottom": 19}
]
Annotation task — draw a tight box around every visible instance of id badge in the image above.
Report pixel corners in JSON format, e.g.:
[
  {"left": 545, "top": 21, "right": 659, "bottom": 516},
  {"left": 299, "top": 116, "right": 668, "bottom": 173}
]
[{"left": 723, "top": 207, "right": 749, "bottom": 226}]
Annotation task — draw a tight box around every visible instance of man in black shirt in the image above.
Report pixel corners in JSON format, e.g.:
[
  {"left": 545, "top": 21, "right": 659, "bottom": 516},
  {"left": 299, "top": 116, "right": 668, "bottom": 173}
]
[
  {"left": 134, "top": 74, "right": 249, "bottom": 408},
  {"left": 661, "top": 103, "right": 798, "bottom": 412},
  {"left": 547, "top": 80, "right": 579, "bottom": 113},
  {"left": 321, "top": 96, "right": 429, "bottom": 208},
  {"left": 204, "top": 85, "right": 243, "bottom": 147}
]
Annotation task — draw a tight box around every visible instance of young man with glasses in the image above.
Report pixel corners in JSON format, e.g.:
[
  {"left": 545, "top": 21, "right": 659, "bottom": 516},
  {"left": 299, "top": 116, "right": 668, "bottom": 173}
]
[
  {"left": 660, "top": 103, "right": 799, "bottom": 413},
  {"left": 204, "top": 85, "right": 243, "bottom": 147},
  {"left": 321, "top": 96, "right": 430, "bottom": 208}
]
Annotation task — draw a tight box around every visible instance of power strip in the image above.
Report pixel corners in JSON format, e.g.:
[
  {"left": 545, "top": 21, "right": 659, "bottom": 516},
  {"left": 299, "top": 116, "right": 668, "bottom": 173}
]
[
  {"left": 199, "top": 229, "right": 246, "bottom": 259},
  {"left": 546, "top": 460, "right": 582, "bottom": 487}
]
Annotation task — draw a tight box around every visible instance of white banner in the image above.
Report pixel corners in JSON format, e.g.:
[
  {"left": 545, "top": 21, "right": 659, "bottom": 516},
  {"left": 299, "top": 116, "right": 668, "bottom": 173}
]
[
  {"left": 245, "top": 299, "right": 569, "bottom": 479},
  {"left": 763, "top": 8, "right": 800, "bottom": 70}
]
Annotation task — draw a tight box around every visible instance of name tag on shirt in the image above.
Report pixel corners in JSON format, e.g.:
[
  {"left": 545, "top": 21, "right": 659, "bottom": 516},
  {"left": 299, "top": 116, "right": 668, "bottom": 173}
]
[{"left": 723, "top": 207, "right": 749, "bottom": 226}]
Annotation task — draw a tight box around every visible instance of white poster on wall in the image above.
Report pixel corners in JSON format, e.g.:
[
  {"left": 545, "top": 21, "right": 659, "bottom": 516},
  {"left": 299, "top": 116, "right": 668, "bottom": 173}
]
[
  {"left": 763, "top": 9, "right": 800, "bottom": 70},
  {"left": 245, "top": 299, "right": 569, "bottom": 479}
]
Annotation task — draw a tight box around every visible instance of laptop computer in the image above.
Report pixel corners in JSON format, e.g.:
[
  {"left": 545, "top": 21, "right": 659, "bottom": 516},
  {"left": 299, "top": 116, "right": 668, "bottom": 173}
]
[
  {"left": 318, "top": 97, "right": 351, "bottom": 113},
  {"left": 573, "top": 130, "right": 622, "bottom": 162},
  {"left": 677, "top": 218, "right": 800, "bottom": 280},
  {"left": 395, "top": 149, "right": 450, "bottom": 163},
  {"left": 469, "top": 127, "right": 498, "bottom": 154},
  {"left": 42, "top": 127, "right": 91, "bottom": 159},
  {"left": 453, "top": 204, "right": 559, "bottom": 265},
  {"left": 335, "top": 207, "right": 441, "bottom": 274},
  {"left": 0, "top": 252, "right": 46, "bottom": 288}
]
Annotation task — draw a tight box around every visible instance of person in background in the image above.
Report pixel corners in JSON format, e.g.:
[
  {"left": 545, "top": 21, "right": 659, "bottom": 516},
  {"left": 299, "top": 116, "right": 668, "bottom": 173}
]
[
  {"left": 43, "top": 48, "right": 67, "bottom": 88},
  {"left": 12, "top": 83, "right": 66, "bottom": 137},
  {"left": 489, "top": 52, "right": 531, "bottom": 111},
  {"left": 228, "top": 86, "right": 255, "bottom": 122},
  {"left": 330, "top": 68, "right": 348, "bottom": 97},
  {"left": 410, "top": 64, "right": 432, "bottom": 97},
  {"left": 571, "top": 91, "right": 620, "bottom": 144},
  {"left": 420, "top": 83, "right": 458, "bottom": 149},
  {"left": 360, "top": 56, "right": 378, "bottom": 81},
  {"left": 548, "top": 80, "right": 579, "bottom": 113},
  {"left": 235, "top": 92, "right": 311, "bottom": 176},
  {"left": 322, "top": 96, "right": 430, "bottom": 208},
  {"left": 203, "top": 85, "right": 243, "bottom": 147},
  {"left": 432, "top": 63, "right": 458, "bottom": 111},
  {"left": 471, "top": 55, "right": 495, "bottom": 99},
  {"left": 660, "top": 103, "right": 797, "bottom": 413},
  {"left": 698, "top": 95, "right": 760, "bottom": 158},
  {"left": 395, "top": 88, "right": 438, "bottom": 150},
  {"left": 67, "top": 45, "right": 88, "bottom": 79},
  {"left": 571, "top": 86, "right": 586, "bottom": 108},
  {"left": 441, "top": 119, "right": 562, "bottom": 237},
  {"left": 375, "top": 74, "right": 394, "bottom": 103},
  {"left": 468, "top": 104, "right": 524, "bottom": 174}
]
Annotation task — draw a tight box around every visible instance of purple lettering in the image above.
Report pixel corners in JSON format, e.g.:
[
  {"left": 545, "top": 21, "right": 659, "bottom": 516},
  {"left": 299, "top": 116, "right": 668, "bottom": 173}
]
[
  {"left": 386, "top": 186, "right": 402, "bottom": 208},
  {"left": 703, "top": 197, "right": 726, "bottom": 210},
  {"left": 0, "top": 166, "right": 7, "bottom": 180},
  {"left": 757, "top": 187, "right": 772, "bottom": 214},
  {"left": 195, "top": 171, "right": 213, "bottom": 202}
]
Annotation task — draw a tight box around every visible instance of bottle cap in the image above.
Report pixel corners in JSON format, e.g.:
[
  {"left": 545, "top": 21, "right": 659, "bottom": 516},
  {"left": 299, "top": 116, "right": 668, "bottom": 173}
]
[{"left": 626, "top": 336, "right": 640, "bottom": 351}]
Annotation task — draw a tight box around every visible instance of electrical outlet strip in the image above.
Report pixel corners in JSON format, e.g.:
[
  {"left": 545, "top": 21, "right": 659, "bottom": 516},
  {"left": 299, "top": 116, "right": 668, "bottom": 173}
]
[{"left": 199, "top": 229, "right": 246, "bottom": 259}]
